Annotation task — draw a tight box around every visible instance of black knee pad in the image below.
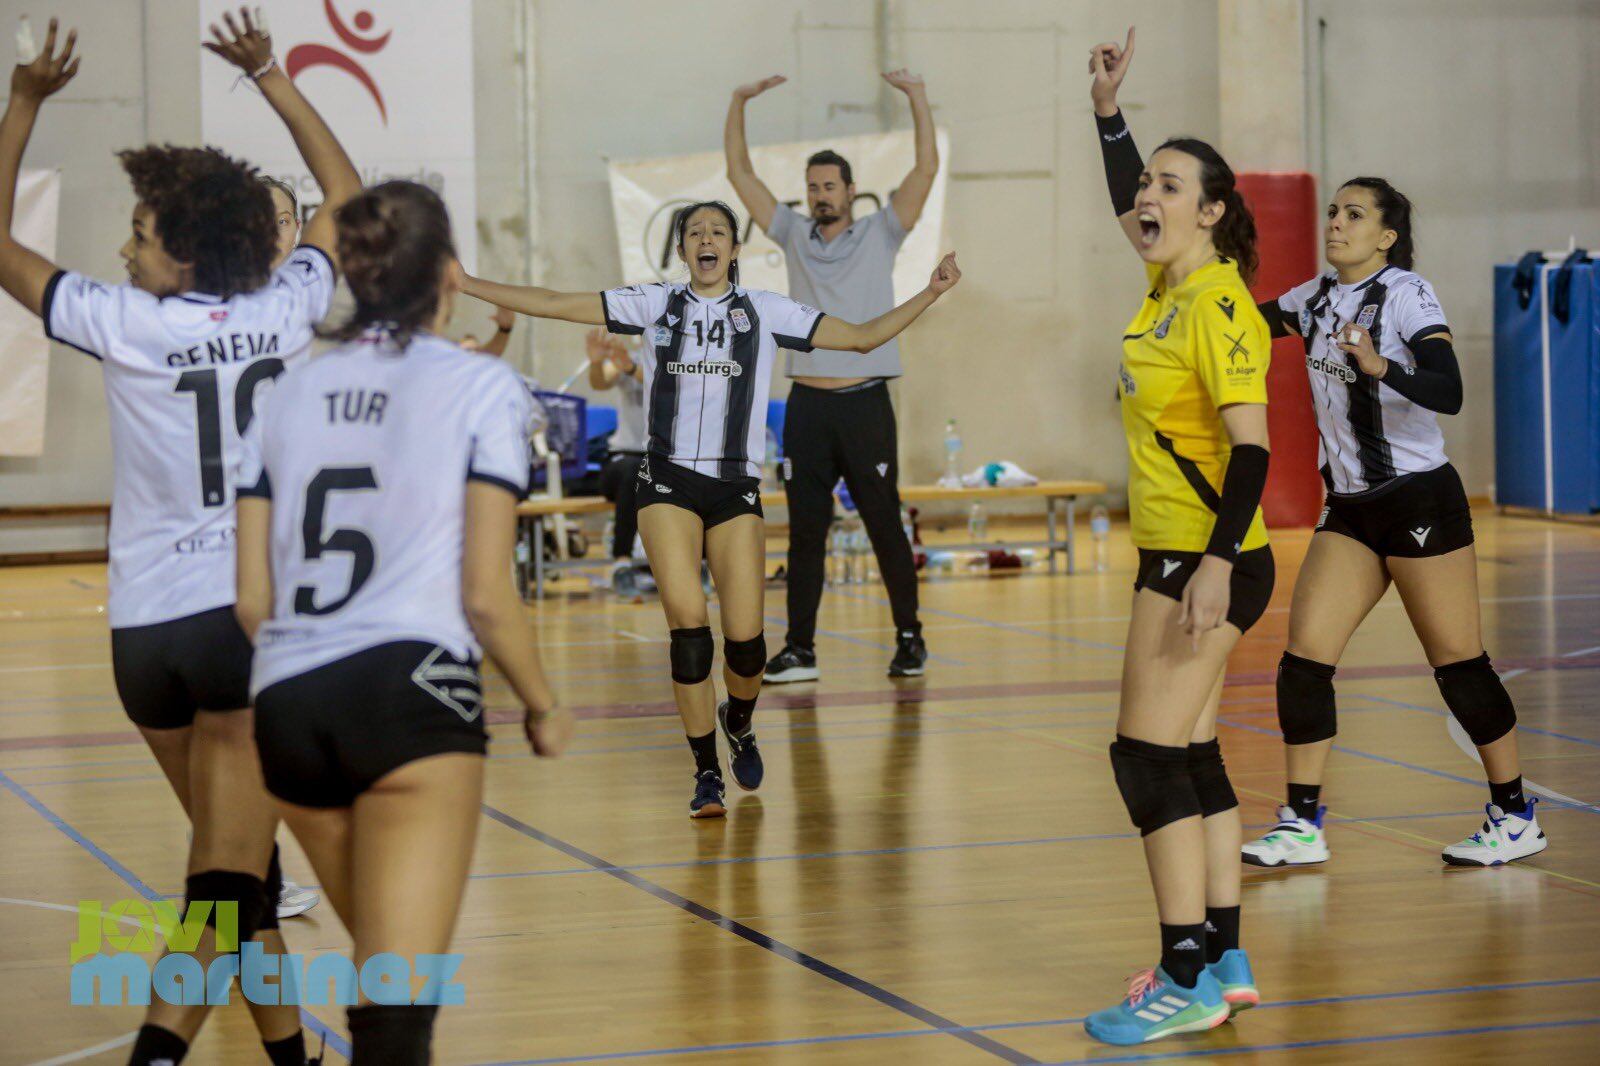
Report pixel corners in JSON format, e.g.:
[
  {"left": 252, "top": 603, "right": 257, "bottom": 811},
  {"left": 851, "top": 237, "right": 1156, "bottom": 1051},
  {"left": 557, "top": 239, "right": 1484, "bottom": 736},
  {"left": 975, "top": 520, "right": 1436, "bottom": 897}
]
[
  {"left": 669, "top": 626, "right": 714, "bottom": 685},
  {"left": 1277, "top": 652, "right": 1338, "bottom": 745},
  {"left": 723, "top": 632, "right": 768, "bottom": 679},
  {"left": 184, "top": 869, "right": 268, "bottom": 947},
  {"left": 1435, "top": 652, "right": 1517, "bottom": 747},
  {"left": 1187, "top": 739, "right": 1239, "bottom": 817},
  {"left": 1108, "top": 735, "right": 1201, "bottom": 837},
  {"left": 349, "top": 1003, "right": 439, "bottom": 1066}
]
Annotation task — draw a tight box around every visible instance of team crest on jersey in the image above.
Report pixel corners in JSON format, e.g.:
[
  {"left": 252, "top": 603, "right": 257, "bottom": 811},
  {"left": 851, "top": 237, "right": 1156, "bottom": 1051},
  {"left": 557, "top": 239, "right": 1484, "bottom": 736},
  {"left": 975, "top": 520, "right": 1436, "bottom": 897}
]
[
  {"left": 1154, "top": 307, "right": 1178, "bottom": 339},
  {"left": 1298, "top": 308, "right": 1313, "bottom": 336},
  {"left": 1119, "top": 365, "right": 1137, "bottom": 395},
  {"left": 651, "top": 325, "right": 673, "bottom": 347},
  {"left": 729, "top": 308, "right": 751, "bottom": 333},
  {"left": 1356, "top": 303, "right": 1378, "bottom": 330}
]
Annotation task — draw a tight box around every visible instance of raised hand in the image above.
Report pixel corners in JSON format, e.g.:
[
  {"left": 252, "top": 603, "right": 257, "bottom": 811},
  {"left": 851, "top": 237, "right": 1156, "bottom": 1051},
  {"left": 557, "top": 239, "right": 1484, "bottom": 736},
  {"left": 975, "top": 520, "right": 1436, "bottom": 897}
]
[
  {"left": 202, "top": 6, "right": 273, "bottom": 76},
  {"left": 928, "top": 252, "right": 961, "bottom": 295},
  {"left": 733, "top": 74, "right": 786, "bottom": 101},
  {"left": 881, "top": 68, "right": 926, "bottom": 96},
  {"left": 11, "top": 18, "right": 78, "bottom": 103},
  {"left": 1089, "top": 26, "right": 1136, "bottom": 115},
  {"left": 584, "top": 327, "right": 610, "bottom": 364}
]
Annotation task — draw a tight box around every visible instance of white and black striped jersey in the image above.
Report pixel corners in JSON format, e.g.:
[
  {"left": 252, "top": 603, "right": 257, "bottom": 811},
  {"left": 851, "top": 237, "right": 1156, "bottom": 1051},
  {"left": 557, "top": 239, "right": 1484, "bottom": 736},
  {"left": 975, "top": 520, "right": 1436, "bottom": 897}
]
[
  {"left": 238, "top": 332, "right": 534, "bottom": 695},
  {"left": 1276, "top": 266, "right": 1451, "bottom": 495},
  {"left": 601, "top": 283, "right": 824, "bottom": 479},
  {"left": 42, "top": 247, "right": 335, "bottom": 628}
]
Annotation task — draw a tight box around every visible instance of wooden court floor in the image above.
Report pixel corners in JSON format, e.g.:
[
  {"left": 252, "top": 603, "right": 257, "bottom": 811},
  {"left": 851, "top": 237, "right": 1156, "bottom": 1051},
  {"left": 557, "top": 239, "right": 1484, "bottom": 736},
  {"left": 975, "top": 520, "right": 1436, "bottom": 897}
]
[{"left": 2, "top": 509, "right": 1598, "bottom": 1065}]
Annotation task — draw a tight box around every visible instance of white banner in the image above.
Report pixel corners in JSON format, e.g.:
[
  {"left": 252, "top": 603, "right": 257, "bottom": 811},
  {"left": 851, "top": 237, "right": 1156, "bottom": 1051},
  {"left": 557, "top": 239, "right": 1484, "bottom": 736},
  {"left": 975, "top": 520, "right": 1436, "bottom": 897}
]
[
  {"left": 198, "top": 0, "right": 478, "bottom": 270},
  {"left": 0, "top": 169, "right": 59, "bottom": 456},
  {"left": 607, "top": 128, "right": 950, "bottom": 300}
]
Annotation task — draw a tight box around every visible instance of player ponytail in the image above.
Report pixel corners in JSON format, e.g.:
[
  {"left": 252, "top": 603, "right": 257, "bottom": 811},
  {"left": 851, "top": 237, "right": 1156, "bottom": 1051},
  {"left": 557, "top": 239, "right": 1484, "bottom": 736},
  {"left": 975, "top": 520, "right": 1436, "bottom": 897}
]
[
  {"left": 674, "top": 200, "right": 743, "bottom": 286},
  {"left": 1155, "top": 137, "right": 1258, "bottom": 285},
  {"left": 323, "top": 181, "right": 457, "bottom": 349},
  {"left": 1339, "top": 176, "right": 1415, "bottom": 270}
]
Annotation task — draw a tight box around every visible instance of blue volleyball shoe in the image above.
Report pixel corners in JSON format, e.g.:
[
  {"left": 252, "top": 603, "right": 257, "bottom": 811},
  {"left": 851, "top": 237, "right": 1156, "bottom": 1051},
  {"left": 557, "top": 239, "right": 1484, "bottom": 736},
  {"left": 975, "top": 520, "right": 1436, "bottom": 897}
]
[
  {"left": 1206, "top": 949, "right": 1260, "bottom": 1016},
  {"left": 1083, "top": 966, "right": 1230, "bottom": 1046}
]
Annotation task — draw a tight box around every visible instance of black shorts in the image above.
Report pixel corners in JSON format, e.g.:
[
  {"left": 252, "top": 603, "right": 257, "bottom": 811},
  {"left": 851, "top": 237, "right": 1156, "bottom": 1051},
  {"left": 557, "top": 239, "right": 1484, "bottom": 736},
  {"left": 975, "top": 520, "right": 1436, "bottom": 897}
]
[
  {"left": 1317, "top": 463, "right": 1474, "bottom": 559},
  {"left": 636, "top": 455, "right": 763, "bottom": 530},
  {"left": 254, "top": 642, "right": 487, "bottom": 809},
  {"left": 111, "top": 605, "right": 253, "bottom": 730},
  {"left": 1134, "top": 546, "right": 1276, "bottom": 633}
]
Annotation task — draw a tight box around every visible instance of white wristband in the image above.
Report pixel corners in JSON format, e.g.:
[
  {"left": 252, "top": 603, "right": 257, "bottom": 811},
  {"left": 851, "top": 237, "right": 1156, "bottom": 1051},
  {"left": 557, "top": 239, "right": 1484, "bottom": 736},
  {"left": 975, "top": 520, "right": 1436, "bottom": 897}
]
[{"left": 248, "top": 57, "right": 277, "bottom": 81}]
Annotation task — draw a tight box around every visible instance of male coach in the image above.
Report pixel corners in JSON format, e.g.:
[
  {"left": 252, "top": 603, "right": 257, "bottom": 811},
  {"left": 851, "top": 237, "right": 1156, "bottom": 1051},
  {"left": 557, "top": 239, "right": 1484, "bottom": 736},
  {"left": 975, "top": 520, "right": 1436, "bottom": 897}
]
[{"left": 724, "top": 69, "right": 939, "bottom": 681}]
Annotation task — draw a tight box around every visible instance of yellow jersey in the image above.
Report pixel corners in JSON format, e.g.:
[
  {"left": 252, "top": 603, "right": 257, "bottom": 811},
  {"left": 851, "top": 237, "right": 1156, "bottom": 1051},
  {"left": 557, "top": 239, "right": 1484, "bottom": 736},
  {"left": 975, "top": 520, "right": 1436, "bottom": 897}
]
[{"left": 1119, "top": 258, "right": 1271, "bottom": 552}]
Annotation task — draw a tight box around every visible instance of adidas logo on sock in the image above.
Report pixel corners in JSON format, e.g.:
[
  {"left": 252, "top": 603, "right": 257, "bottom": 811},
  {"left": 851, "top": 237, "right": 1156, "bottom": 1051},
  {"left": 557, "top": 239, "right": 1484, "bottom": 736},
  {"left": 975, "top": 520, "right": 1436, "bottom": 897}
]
[
  {"left": 1171, "top": 937, "right": 1200, "bottom": 951},
  {"left": 1204, "top": 921, "right": 1217, "bottom": 934}
]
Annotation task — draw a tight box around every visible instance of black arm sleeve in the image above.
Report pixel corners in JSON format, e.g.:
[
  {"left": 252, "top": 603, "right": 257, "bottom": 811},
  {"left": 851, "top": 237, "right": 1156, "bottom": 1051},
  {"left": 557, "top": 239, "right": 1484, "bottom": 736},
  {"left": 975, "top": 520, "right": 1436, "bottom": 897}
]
[
  {"left": 1096, "top": 110, "right": 1143, "bottom": 217},
  {"left": 1381, "top": 332, "right": 1462, "bottom": 415},
  {"left": 1257, "top": 300, "right": 1297, "bottom": 339},
  {"left": 1205, "top": 444, "right": 1270, "bottom": 562}
]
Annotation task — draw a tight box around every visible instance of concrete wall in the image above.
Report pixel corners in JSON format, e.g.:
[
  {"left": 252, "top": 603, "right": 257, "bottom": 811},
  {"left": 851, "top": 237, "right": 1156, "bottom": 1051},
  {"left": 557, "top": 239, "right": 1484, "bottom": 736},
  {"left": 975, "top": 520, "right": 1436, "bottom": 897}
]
[
  {"left": 2, "top": 0, "right": 1596, "bottom": 550},
  {"left": 1308, "top": 0, "right": 1600, "bottom": 497},
  {"left": 528, "top": 0, "right": 1220, "bottom": 495}
]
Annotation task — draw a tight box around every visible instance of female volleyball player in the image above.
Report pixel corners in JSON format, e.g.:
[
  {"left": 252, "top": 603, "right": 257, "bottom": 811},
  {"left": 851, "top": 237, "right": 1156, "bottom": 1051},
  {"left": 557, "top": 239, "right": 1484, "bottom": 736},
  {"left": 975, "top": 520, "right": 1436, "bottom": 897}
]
[
  {"left": 1083, "top": 29, "right": 1271, "bottom": 1045},
  {"left": 1239, "top": 180, "right": 1548, "bottom": 868},
  {"left": 0, "top": 14, "right": 359, "bottom": 1062},
  {"left": 262, "top": 174, "right": 300, "bottom": 267},
  {"left": 236, "top": 180, "right": 572, "bottom": 1065},
  {"left": 465, "top": 201, "right": 959, "bottom": 817}
]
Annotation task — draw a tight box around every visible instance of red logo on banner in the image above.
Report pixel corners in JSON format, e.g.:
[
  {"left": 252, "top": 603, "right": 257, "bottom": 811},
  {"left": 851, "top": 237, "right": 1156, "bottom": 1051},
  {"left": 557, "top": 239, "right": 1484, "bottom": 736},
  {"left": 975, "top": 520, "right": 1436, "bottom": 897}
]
[{"left": 284, "top": 1, "right": 392, "bottom": 123}]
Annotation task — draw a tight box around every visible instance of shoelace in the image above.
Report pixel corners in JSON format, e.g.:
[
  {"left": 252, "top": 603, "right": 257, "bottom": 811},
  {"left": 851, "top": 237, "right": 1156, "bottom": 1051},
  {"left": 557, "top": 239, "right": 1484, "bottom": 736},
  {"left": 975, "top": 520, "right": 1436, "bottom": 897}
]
[{"left": 1126, "top": 968, "right": 1161, "bottom": 1007}]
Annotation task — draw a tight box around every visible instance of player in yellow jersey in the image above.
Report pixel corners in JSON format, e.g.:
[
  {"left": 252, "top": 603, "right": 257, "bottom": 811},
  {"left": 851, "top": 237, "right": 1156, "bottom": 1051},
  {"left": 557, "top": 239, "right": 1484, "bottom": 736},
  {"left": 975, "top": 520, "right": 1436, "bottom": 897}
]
[{"left": 1080, "top": 29, "right": 1274, "bottom": 1047}]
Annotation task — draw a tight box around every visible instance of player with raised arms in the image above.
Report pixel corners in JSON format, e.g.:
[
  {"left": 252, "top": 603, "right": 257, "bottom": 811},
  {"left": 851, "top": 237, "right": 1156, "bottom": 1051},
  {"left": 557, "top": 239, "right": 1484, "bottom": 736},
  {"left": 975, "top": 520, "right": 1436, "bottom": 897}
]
[
  {"left": 1083, "top": 28, "right": 1273, "bottom": 1046},
  {"left": 465, "top": 201, "right": 959, "bottom": 817},
  {"left": 0, "top": 12, "right": 359, "bottom": 1064}
]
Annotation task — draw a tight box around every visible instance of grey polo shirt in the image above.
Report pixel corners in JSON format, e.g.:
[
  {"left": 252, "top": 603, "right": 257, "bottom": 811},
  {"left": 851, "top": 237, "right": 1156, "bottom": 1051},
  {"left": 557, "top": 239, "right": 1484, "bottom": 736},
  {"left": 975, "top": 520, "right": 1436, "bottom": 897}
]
[{"left": 767, "top": 201, "right": 908, "bottom": 378}]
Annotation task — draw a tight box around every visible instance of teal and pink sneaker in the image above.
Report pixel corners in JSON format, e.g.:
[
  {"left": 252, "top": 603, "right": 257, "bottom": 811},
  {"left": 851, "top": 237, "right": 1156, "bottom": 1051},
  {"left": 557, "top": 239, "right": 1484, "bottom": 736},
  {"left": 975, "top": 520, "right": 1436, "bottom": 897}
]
[
  {"left": 1083, "top": 966, "right": 1230, "bottom": 1046},
  {"left": 1206, "top": 949, "right": 1259, "bottom": 1016}
]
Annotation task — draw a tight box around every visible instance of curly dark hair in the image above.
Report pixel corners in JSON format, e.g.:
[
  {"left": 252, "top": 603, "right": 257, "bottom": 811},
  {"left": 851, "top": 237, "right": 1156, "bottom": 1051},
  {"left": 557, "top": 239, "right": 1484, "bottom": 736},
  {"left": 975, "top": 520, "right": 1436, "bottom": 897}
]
[{"left": 116, "top": 145, "right": 278, "bottom": 297}]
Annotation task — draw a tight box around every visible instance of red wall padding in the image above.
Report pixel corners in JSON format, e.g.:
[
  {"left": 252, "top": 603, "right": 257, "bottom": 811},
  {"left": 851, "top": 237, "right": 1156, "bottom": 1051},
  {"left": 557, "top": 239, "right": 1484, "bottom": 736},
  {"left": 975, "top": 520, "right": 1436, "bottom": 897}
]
[{"left": 1237, "top": 172, "right": 1324, "bottom": 528}]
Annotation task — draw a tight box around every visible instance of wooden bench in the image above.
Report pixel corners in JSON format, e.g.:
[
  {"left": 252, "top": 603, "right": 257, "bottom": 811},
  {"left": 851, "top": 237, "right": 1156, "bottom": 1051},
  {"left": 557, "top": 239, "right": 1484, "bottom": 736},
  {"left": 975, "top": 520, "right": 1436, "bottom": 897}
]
[{"left": 514, "top": 479, "right": 1107, "bottom": 599}]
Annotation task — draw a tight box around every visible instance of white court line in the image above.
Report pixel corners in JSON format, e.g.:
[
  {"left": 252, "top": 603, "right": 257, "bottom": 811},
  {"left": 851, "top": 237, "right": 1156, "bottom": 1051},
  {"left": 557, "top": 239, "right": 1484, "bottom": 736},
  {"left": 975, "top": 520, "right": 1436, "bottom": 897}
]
[
  {"left": 1499, "top": 668, "right": 1530, "bottom": 681},
  {"left": 613, "top": 629, "right": 658, "bottom": 643},
  {"left": 25, "top": 1033, "right": 139, "bottom": 1066},
  {"left": 1561, "top": 645, "right": 1600, "bottom": 659},
  {"left": 2, "top": 899, "right": 149, "bottom": 1065},
  {"left": 0, "top": 663, "right": 109, "bottom": 674},
  {"left": 1444, "top": 718, "right": 1600, "bottom": 814}
]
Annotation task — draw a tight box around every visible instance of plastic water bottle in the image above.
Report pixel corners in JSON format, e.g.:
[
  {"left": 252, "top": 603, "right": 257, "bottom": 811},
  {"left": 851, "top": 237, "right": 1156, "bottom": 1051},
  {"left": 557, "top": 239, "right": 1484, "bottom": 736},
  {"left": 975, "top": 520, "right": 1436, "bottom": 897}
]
[
  {"left": 1091, "top": 504, "right": 1112, "bottom": 573},
  {"left": 828, "top": 521, "right": 848, "bottom": 585},
  {"left": 967, "top": 500, "right": 988, "bottom": 543},
  {"left": 942, "top": 419, "right": 963, "bottom": 487},
  {"left": 850, "top": 524, "right": 873, "bottom": 584}
]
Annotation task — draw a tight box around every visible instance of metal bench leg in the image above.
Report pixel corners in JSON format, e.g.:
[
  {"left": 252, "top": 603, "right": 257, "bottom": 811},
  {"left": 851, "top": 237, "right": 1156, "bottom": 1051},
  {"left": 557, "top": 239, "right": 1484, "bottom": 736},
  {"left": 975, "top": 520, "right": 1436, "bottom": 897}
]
[
  {"left": 1047, "top": 497, "right": 1059, "bottom": 575},
  {"left": 534, "top": 516, "right": 547, "bottom": 599},
  {"left": 1066, "top": 496, "right": 1077, "bottom": 575}
]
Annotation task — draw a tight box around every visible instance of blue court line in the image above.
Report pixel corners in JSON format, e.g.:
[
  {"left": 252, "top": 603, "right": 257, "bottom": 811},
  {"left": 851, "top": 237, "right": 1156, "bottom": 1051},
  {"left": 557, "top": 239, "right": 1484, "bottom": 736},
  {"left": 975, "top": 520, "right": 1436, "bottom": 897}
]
[
  {"left": 479, "top": 803, "right": 1038, "bottom": 1064},
  {"left": 1345, "top": 692, "right": 1600, "bottom": 749},
  {"left": 831, "top": 587, "right": 1126, "bottom": 652},
  {"left": 470, "top": 978, "right": 1600, "bottom": 1065},
  {"left": 1039, "top": 1016, "right": 1600, "bottom": 1064},
  {"left": 1218, "top": 717, "right": 1600, "bottom": 818},
  {"left": 0, "top": 767, "right": 353, "bottom": 1060}
]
